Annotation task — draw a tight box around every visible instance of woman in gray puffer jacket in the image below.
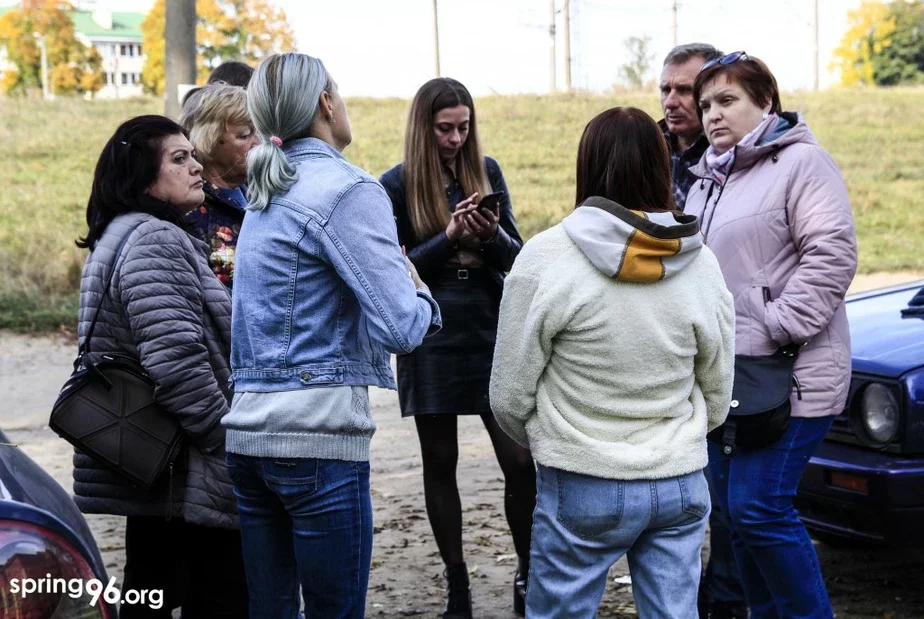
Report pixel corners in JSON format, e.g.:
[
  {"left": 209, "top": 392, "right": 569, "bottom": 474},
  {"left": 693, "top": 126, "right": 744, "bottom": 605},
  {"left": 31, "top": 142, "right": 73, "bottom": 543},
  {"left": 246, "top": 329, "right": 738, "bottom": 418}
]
[{"left": 73, "top": 115, "right": 246, "bottom": 618}]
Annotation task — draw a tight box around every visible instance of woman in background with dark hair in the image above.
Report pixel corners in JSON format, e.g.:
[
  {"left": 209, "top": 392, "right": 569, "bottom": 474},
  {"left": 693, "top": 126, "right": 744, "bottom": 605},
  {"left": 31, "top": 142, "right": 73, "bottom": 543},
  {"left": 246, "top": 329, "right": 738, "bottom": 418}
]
[
  {"left": 207, "top": 60, "right": 254, "bottom": 88},
  {"left": 490, "top": 107, "right": 735, "bottom": 618},
  {"left": 74, "top": 115, "right": 246, "bottom": 618},
  {"left": 380, "top": 77, "right": 536, "bottom": 618}
]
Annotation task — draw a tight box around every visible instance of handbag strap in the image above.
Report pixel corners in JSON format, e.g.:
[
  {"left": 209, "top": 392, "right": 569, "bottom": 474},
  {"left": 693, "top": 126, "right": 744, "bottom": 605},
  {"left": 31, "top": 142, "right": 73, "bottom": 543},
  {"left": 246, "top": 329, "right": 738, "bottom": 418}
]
[{"left": 81, "top": 222, "right": 143, "bottom": 357}]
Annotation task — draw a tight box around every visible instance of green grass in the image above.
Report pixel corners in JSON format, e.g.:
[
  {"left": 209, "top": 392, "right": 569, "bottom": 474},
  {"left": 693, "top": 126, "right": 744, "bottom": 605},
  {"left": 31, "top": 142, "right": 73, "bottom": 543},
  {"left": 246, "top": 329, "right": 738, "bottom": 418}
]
[{"left": 1, "top": 89, "right": 922, "bottom": 332}]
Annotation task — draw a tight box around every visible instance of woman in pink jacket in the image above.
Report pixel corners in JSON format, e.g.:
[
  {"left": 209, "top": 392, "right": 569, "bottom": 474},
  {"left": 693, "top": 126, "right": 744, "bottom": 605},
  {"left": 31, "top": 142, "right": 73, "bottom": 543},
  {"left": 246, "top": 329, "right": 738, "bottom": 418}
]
[{"left": 685, "top": 53, "right": 858, "bottom": 618}]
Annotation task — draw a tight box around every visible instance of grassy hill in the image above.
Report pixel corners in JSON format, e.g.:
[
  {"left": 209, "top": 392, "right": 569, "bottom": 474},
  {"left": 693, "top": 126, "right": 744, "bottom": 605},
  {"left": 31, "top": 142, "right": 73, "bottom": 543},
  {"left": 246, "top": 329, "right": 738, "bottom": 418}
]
[{"left": 1, "top": 89, "right": 922, "bottom": 331}]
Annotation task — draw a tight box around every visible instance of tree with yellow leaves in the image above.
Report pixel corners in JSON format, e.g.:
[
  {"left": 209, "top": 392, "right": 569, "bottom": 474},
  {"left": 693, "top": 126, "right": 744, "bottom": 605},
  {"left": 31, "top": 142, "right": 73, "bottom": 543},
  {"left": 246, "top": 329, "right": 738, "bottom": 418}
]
[
  {"left": 140, "top": 0, "right": 295, "bottom": 95},
  {"left": 831, "top": 0, "right": 894, "bottom": 86},
  {"left": 0, "top": 0, "right": 103, "bottom": 96}
]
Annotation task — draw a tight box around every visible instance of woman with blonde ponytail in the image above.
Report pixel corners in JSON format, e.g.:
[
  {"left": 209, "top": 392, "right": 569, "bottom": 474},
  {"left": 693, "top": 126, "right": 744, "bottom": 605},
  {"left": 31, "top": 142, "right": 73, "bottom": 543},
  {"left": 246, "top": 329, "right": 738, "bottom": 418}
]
[
  {"left": 224, "top": 53, "right": 442, "bottom": 618},
  {"left": 380, "top": 77, "right": 535, "bottom": 619}
]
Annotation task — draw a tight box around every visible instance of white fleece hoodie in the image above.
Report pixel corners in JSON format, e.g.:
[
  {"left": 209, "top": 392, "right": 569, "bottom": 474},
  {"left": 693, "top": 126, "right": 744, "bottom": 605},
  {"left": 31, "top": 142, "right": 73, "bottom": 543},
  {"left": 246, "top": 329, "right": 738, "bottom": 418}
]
[{"left": 490, "top": 197, "right": 735, "bottom": 480}]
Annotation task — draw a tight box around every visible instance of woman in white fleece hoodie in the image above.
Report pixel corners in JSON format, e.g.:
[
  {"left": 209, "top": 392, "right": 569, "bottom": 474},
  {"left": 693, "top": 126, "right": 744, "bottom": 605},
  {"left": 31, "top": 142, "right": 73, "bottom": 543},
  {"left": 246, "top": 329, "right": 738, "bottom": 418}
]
[{"left": 490, "top": 107, "right": 735, "bottom": 619}]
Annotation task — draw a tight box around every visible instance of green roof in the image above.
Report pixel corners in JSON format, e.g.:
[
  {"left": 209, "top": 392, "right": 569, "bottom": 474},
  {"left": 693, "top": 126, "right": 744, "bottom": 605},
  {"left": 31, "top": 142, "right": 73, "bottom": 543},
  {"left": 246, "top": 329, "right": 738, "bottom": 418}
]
[
  {"left": 71, "top": 11, "right": 143, "bottom": 39},
  {"left": 0, "top": 7, "right": 143, "bottom": 39}
]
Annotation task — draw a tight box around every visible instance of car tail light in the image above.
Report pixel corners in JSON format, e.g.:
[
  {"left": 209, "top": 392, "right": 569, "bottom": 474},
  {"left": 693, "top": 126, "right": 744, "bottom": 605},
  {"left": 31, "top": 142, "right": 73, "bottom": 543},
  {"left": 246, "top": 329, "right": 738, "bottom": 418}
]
[{"left": 0, "top": 520, "right": 110, "bottom": 618}]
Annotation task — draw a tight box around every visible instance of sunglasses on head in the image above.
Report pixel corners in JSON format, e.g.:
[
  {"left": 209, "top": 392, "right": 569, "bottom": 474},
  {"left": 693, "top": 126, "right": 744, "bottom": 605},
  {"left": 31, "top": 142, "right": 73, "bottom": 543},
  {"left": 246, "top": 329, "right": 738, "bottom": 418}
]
[{"left": 699, "top": 51, "right": 749, "bottom": 73}]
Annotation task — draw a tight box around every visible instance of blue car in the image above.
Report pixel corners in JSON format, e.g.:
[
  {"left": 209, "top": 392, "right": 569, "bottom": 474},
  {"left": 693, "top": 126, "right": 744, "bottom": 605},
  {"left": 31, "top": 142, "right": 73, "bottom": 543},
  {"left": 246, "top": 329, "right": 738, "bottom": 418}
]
[
  {"left": 796, "top": 280, "right": 924, "bottom": 546},
  {"left": 0, "top": 428, "right": 117, "bottom": 618}
]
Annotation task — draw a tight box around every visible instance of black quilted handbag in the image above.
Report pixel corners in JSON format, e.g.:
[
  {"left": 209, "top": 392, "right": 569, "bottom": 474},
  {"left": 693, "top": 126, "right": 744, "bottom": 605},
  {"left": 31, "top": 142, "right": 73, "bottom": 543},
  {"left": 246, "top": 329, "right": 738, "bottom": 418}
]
[
  {"left": 49, "top": 227, "right": 183, "bottom": 490},
  {"left": 707, "top": 344, "right": 801, "bottom": 456}
]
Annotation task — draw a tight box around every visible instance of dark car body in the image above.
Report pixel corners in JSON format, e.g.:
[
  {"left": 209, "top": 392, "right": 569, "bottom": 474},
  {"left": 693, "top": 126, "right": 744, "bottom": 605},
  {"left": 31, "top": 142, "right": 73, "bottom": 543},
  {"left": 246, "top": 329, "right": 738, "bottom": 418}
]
[
  {"left": 796, "top": 280, "right": 924, "bottom": 546},
  {"left": 0, "top": 428, "right": 117, "bottom": 617}
]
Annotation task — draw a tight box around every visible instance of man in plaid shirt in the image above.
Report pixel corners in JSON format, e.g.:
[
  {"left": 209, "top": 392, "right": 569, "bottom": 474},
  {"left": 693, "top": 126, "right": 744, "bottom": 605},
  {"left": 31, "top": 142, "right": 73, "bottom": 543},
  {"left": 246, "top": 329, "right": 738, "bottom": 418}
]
[{"left": 658, "top": 44, "right": 723, "bottom": 212}]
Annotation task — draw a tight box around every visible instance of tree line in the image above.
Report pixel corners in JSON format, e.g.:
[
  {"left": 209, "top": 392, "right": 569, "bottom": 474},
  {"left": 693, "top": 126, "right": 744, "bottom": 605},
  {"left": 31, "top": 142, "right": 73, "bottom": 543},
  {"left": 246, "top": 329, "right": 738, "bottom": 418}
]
[
  {"left": 832, "top": 0, "right": 923, "bottom": 87},
  {"left": 1, "top": 0, "right": 921, "bottom": 97},
  {"left": 0, "top": 0, "right": 293, "bottom": 96}
]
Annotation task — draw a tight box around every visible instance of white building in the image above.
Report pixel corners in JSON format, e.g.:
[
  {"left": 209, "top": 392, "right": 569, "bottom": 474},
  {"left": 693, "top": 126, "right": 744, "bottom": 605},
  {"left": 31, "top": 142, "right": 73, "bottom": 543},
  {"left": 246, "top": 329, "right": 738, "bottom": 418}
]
[
  {"left": 75, "top": 10, "right": 146, "bottom": 98},
  {"left": 0, "top": 7, "right": 146, "bottom": 99}
]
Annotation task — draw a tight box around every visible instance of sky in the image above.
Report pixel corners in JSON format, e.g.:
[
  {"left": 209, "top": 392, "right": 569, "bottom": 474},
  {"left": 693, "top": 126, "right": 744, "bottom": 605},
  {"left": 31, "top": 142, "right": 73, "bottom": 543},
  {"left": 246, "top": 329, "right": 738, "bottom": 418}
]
[{"left": 7, "top": 0, "right": 866, "bottom": 97}]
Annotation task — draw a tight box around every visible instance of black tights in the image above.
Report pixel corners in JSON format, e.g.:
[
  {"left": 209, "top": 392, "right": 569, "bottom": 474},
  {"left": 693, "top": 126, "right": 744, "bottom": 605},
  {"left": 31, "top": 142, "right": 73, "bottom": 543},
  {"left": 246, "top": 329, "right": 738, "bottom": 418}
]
[{"left": 414, "top": 413, "right": 537, "bottom": 568}]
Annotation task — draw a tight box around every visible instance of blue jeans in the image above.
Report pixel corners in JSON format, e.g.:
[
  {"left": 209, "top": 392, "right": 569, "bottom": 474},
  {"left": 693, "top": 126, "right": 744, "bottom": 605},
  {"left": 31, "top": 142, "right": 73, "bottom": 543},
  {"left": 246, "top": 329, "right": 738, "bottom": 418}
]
[
  {"left": 226, "top": 454, "right": 373, "bottom": 619},
  {"left": 527, "top": 464, "right": 710, "bottom": 619},
  {"left": 708, "top": 417, "right": 835, "bottom": 619},
  {"left": 702, "top": 470, "right": 747, "bottom": 606}
]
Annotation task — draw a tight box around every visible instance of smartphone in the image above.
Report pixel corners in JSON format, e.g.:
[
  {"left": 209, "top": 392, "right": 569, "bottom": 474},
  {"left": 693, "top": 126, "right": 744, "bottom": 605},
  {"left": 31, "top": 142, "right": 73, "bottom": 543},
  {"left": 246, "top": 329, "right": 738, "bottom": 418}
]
[{"left": 477, "top": 191, "right": 506, "bottom": 215}]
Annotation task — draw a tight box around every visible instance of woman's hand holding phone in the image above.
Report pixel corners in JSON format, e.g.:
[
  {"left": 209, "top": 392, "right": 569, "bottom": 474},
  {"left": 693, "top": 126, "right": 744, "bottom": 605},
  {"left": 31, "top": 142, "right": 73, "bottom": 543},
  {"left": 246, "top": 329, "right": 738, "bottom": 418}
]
[
  {"left": 464, "top": 192, "right": 501, "bottom": 241},
  {"left": 446, "top": 192, "right": 479, "bottom": 241}
]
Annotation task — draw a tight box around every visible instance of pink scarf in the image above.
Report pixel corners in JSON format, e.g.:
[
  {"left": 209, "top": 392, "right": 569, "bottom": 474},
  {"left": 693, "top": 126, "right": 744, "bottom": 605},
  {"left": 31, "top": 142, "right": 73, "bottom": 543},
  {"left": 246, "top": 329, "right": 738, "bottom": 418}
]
[{"left": 703, "top": 113, "right": 778, "bottom": 185}]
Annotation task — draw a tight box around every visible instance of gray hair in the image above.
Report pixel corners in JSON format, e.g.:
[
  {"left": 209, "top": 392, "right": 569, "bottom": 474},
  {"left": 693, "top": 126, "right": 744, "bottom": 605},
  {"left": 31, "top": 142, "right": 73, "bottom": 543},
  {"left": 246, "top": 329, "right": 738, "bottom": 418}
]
[
  {"left": 246, "top": 53, "right": 330, "bottom": 211},
  {"left": 662, "top": 43, "right": 723, "bottom": 67},
  {"left": 181, "top": 83, "right": 250, "bottom": 172}
]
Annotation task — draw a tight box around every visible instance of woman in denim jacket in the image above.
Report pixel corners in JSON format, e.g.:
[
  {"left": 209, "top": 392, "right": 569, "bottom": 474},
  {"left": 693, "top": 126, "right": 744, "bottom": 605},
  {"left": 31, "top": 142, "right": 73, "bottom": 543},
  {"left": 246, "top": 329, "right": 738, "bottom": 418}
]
[
  {"left": 224, "top": 53, "right": 442, "bottom": 619},
  {"left": 380, "top": 78, "right": 536, "bottom": 619}
]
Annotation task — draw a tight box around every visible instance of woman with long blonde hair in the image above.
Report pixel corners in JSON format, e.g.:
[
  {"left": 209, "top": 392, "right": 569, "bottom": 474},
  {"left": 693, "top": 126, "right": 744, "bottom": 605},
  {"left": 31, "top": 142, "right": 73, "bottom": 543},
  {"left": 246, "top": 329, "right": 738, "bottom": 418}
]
[{"left": 380, "top": 78, "right": 536, "bottom": 619}]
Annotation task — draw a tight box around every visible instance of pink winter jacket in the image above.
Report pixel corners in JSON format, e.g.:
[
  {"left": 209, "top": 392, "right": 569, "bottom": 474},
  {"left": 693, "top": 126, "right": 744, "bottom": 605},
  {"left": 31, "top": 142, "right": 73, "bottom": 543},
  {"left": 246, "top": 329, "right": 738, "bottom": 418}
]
[{"left": 685, "top": 113, "right": 858, "bottom": 418}]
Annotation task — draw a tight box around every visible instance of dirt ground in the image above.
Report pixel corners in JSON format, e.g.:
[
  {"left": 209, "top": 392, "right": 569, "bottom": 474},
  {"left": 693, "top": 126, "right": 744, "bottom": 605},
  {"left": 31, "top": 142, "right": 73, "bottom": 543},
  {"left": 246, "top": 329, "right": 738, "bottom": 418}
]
[{"left": 1, "top": 271, "right": 923, "bottom": 618}]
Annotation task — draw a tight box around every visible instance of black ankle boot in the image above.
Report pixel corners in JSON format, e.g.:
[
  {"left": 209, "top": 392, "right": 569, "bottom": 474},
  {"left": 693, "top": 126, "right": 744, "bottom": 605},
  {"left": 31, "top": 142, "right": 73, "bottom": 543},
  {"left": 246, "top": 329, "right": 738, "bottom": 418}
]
[
  {"left": 513, "top": 557, "right": 528, "bottom": 616},
  {"left": 443, "top": 563, "right": 472, "bottom": 619}
]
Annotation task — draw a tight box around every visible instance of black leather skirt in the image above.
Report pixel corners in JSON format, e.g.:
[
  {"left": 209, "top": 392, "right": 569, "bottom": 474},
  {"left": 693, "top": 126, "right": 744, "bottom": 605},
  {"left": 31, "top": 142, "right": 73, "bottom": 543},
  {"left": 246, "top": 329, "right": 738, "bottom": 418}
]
[{"left": 397, "top": 268, "right": 501, "bottom": 416}]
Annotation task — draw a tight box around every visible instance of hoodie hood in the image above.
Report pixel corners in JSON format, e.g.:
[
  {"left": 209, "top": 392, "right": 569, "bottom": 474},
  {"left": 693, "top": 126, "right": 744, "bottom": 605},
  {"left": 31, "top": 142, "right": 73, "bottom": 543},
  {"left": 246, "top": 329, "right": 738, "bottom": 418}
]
[{"left": 562, "top": 197, "right": 703, "bottom": 283}]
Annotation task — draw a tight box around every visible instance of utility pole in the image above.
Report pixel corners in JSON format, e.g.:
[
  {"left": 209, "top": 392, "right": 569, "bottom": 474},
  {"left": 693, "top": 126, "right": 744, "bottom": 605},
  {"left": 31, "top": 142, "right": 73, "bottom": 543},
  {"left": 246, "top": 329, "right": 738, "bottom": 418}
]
[
  {"left": 164, "top": 0, "right": 196, "bottom": 119},
  {"left": 549, "top": 0, "right": 556, "bottom": 93},
  {"left": 813, "top": 0, "right": 820, "bottom": 91},
  {"left": 563, "top": 0, "right": 571, "bottom": 93},
  {"left": 671, "top": 1, "right": 678, "bottom": 48},
  {"left": 433, "top": 0, "right": 441, "bottom": 77},
  {"left": 32, "top": 32, "right": 50, "bottom": 100}
]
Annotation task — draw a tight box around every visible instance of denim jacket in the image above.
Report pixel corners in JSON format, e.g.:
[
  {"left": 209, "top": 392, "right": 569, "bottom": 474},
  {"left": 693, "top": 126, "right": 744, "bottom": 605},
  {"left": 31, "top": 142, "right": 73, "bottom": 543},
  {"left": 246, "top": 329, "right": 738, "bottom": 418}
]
[{"left": 230, "top": 138, "right": 442, "bottom": 392}]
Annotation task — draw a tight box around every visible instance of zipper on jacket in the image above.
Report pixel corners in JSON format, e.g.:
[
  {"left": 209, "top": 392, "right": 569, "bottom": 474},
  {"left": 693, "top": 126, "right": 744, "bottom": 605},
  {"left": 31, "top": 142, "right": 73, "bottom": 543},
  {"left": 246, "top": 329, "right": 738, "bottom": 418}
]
[
  {"left": 762, "top": 287, "right": 772, "bottom": 303},
  {"left": 792, "top": 375, "right": 803, "bottom": 400},
  {"left": 166, "top": 462, "right": 174, "bottom": 521}
]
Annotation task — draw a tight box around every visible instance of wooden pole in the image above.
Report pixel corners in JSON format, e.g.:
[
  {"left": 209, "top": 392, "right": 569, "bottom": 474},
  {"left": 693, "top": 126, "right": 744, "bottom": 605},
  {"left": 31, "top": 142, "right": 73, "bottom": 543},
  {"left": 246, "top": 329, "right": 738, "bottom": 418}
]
[
  {"left": 563, "top": 0, "right": 571, "bottom": 92},
  {"left": 549, "top": 0, "right": 556, "bottom": 93},
  {"left": 672, "top": 0, "right": 678, "bottom": 48},
  {"left": 165, "top": 0, "right": 196, "bottom": 119},
  {"left": 813, "top": 0, "right": 820, "bottom": 91},
  {"left": 433, "top": 0, "right": 441, "bottom": 77}
]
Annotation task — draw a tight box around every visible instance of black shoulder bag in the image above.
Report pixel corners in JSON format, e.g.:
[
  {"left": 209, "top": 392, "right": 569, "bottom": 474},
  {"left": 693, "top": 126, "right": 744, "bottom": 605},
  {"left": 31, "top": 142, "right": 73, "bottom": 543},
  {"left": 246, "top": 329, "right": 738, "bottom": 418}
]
[
  {"left": 49, "top": 227, "right": 184, "bottom": 490},
  {"left": 707, "top": 344, "right": 802, "bottom": 456}
]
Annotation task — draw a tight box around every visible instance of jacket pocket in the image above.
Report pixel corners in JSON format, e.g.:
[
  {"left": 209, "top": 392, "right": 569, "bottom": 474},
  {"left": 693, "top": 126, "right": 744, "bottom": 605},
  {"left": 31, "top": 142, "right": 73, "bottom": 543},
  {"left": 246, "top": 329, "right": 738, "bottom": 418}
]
[
  {"left": 555, "top": 469, "right": 624, "bottom": 540},
  {"left": 746, "top": 285, "right": 777, "bottom": 356}
]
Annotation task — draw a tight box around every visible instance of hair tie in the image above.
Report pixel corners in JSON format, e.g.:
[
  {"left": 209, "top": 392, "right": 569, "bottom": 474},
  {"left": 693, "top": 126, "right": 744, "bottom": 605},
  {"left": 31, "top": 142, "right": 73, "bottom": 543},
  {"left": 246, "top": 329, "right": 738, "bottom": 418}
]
[{"left": 269, "top": 136, "right": 283, "bottom": 147}]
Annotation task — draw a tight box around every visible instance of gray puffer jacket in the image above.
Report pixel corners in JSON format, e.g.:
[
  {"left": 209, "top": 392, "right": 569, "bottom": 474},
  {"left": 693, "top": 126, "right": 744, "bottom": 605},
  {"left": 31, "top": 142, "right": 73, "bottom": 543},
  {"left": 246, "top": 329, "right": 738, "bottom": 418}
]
[{"left": 73, "top": 212, "right": 237, "bottom": 528}]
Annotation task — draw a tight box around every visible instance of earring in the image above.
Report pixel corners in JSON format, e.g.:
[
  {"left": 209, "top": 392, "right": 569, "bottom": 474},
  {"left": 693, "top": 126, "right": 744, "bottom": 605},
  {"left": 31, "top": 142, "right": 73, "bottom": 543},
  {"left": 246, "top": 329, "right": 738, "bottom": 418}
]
[
  {"left": 762, "top": 111, "right": 769, "bottom": 120},
  {"left": 328, "top": 114, "right": 335, "bottom": 124}
]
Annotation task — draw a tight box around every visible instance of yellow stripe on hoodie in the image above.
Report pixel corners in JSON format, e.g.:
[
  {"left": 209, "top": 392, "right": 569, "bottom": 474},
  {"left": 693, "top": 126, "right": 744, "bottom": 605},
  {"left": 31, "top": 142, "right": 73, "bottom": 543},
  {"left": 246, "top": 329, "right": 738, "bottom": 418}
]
[{"left": 618, "top": 210, "right": 682, "bottom": 282}]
